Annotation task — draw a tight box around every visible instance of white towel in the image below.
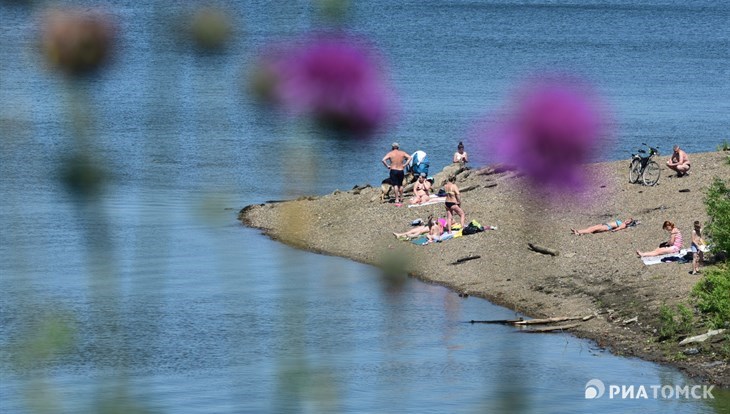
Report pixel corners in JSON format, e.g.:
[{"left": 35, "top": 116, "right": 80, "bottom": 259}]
[
  {"left": 641, "top": 249, "right": 689, "bottom": 266},
  {"left": 407, "top": 195, "right": 446, "bottom": 208}
]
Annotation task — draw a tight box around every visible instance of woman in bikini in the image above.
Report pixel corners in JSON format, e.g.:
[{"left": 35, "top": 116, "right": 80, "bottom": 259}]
[
  {"left": 571, "top": 218, "right": 635, "bottom": 235},
  {"left": 443, "top": 175, "right": 465, "bottom": 233},
  {"left": 409, "top": 173, "right": 432, "bottom": 205},
  {"left": 637, "top": 220, "right": 683, "bottom": 258}
]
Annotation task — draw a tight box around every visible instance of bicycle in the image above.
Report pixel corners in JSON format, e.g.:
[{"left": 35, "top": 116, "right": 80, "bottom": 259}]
[{"left": 629, "top": 143, "right": 661, "bottom": 186}]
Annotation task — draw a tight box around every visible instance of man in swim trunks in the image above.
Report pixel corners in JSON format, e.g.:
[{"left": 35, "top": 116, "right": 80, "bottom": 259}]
[
  {"left": 666, "top": 145, "right": 690, "bottom": 177},
  {"left": 382, "top": 142, "right": 411, "bottom": 204}
]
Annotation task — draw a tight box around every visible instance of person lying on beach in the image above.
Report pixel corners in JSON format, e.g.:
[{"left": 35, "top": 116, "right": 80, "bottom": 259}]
[
  {"left": 409, "top": 173, "right": 432, "bottom": 205},
  {"left": 393, "top": 216, "right": 433, "bottom": 240},
  {"left": 637, "top": 220, "right": 683, "bottom": 258},
  {"left": 571, "top": 218, "right": 635, "bottom": 235}
]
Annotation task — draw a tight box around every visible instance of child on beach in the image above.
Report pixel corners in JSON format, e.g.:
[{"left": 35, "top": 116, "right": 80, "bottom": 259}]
[{"left": 690, "top": 220, "right": 706, "bottom": 275}]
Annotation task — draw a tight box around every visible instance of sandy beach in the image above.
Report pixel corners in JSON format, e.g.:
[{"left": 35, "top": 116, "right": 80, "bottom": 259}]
[{"left": 240, "top": 151, "right": 729, "bottom": 387}]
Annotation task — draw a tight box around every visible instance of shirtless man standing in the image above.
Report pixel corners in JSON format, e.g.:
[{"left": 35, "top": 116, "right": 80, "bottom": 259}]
[
  {"left": 667, "top": 145, "right": 691, "bottom": 176},
  {"left": 382, "top": 142, "right": 411, "bottom": 204}
]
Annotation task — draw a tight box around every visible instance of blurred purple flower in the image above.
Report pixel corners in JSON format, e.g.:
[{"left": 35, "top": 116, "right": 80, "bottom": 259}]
[
  {"left": 251, "top": 35, "right": 396, "bottom": 137},
  {"left": 481, "top": 78, "right": 607, "bottom": 194},
  {"left": 39, "top": 8, "right": 116, "bottom": 77}
]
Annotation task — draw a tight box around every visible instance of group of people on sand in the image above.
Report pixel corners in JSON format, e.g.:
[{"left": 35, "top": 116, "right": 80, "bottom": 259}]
[
  {"left": 636, "top": 220, "right": 707, "bottom": 275},
  {"left": 570, "top": 145, "right": 706, "bottom": 274},
  {"left": 392, "top": 215, "right": 451, "bottom": 244},
  {"left": 384, "top": 142, "right": 468, "bottom": 242},
  {"left": 381, "top": 141, "right": 469, "bottom": 204}
]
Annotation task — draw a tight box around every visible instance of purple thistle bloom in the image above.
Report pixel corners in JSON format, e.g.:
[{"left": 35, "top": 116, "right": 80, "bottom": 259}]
[
  {"left": 482, "top": 78, "right": 607, "bottom": 194},
  {"left": 253, "top": 35, "right": 396, "bottom": 137}
]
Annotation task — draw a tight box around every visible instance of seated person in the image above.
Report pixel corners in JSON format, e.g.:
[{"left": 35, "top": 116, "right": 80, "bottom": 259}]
[
  {"left": 571, "top": 218, "right": 635, "bottom": 235},
  {"left": 666, "top": 145, "right": 690, "bottom": 176},
  {"left": 453, "top": 141, "right": 469, "bottom": 164},
  {"left": 637, "top": 220, "right": 683, "bottom": 257},
  {"left": 425, "top": 217, "right": 444, "bottom": 244},
  {"left": 409, "top": 173, "right": 432, "bottom": 204}
]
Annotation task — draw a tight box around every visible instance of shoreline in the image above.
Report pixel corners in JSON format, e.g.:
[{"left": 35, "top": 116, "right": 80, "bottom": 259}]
[{"left": 240, "top": 151, "right": 729, "bottom": 387}]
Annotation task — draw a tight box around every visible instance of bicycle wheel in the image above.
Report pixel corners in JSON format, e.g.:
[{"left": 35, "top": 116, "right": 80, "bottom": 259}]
[
  {"left": 642, "top": 160, "right": 661, "bottom": 186},
  {"left": 629, "top": 159, "right": 641, "bottom": 183}
]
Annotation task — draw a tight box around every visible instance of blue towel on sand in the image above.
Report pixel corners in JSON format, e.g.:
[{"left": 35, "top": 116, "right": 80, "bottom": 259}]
[{"left": 411, "top": 236, "right": 429, "bottom": 245}]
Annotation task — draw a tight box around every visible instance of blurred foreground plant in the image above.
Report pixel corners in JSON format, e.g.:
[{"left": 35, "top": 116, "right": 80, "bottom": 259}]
[
  {"left": 13, "top": 311, "right": 76, "bottom": 369},
  {"left": 377, "top": 246, "right": 411, "bottom": 294},
  {"left": 250, "top": 34, "right": 397, "bottom": 138},
  {"left": 477, "top": 76, "right": 608, "bottom": 198},
  {"left": 39, "top": 8, "right": 116, "bottom": 76},
  {"left": 182, "top": 6, "right": 234, "bottom": 53}
]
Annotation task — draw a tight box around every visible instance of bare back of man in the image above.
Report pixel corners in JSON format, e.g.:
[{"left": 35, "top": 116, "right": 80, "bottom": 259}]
[
  {"left": 382, "top": 144, "right": 411, "bottom": 203},
  {"left": 384, "top": 149, "right": 409, "bottom": 171}
]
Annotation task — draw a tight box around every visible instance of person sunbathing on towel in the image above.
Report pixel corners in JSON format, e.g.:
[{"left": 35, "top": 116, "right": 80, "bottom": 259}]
[
  {"left": 409, "top": 173, "right": 432, "bottom": 205},
  {"left": 571, "top": 218, "right": 635, "bottom": 235},
  {"left": 637, "top": 220, "right": 683, "bottom": 258},
  {"left": 393, "top": 216, "right": 432, "bottom": 240}
]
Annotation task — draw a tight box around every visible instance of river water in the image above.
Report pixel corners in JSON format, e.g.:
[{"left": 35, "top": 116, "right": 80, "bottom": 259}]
[{"left": 1, "top": 1, "right": 728, "bottom": 413}]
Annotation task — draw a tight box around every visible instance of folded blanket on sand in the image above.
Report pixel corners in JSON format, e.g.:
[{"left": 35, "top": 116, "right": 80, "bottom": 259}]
[
  {"left": 641, "top": 249, "right": 689, "bottom": 265},
  {"left": 407, "top": 195, "right": 446, "bottom": 208}
]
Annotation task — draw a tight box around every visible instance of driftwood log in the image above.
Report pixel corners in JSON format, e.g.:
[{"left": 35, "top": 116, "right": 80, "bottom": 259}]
[
  {"left": 460, "top": 185, "right": 480, "bottom": 193},
  {"left": 679, "top": 329, "right": 727, "bottom": 346},
  {"left": 451, "top": 255, "right": 481, "bottom": 265},
  {"left": 518, "top": 323, "right": 582, "bottom": 333},
  {"left": 528, "top": 243, "right": 560, "bottom": 256},
  {"left": 513, "top": 316, "right": 591, "bottom": 325},
  {"left": 469, "top": 318, "right": 524, "bottom": 325},
  {"left": 470, "top": 315, "right": 594, "bottom": 326}
]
